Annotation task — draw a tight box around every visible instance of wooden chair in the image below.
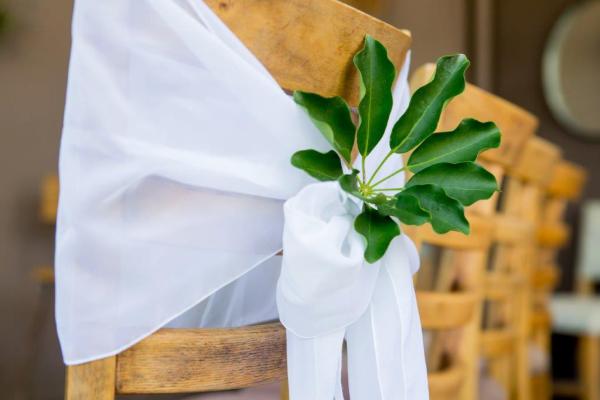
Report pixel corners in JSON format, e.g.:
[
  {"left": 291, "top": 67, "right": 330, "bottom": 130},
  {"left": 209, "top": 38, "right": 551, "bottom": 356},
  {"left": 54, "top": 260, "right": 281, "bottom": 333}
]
[
  {"left": 64, "top": 1, "right": 412, "bottom": 398},
  {"left": 410, "top": 64, "right": 538, "bottom": 400},
  {"left": 32, "top": 174, "right": 59, "bottom": 284},
  {"left": 500, "top": 137, "right": 562, "bottom": 400},
  {"left": 533, "top": 161, "right": 593, "bottom": 400},
  {"left": 407, "top": 215, "right": 493, "bottom": 400}
]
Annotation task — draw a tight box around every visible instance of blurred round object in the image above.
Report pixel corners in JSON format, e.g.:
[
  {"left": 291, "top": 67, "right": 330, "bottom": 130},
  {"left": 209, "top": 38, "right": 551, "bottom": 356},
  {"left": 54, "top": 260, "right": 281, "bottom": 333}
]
[{"left": 543, "top": 0, "right": 600, "bottom": 139}]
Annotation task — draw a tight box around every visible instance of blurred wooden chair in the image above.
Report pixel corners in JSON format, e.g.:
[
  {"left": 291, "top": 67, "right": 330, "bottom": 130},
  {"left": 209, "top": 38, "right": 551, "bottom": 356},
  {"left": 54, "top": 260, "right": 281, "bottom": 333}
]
[
  {"left": 40, "top": 174, "right": 59, "bottom": 225},
  {"left": 410, "top": 64, "right": 538, "bottom": 400},
  {"left": 408, "top": 216, "right": 493, "bottom": 400},
  {"left": 32, "top": 174, "right": 59, "bottom": 284},
  {"left": 535, "top": 162, "right": 594, "bottom": 400},
  {"left": 64, "top": 0, "right": 412, "bottom": 398},
  {"left": 500, "top": 137, "right": 562, "bottom": 399}
]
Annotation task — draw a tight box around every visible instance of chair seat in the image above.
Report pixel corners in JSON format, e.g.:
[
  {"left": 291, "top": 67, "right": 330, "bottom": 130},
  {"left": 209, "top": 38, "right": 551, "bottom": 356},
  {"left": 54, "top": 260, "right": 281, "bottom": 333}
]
[{"left": 550, "top": 294, "right": 600, "bottom": 335}]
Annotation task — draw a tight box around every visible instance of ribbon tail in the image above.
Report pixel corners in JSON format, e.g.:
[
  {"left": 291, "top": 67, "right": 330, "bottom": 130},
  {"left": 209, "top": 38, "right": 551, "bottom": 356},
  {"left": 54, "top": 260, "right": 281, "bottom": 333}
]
[
  {"left": 346, "top": 242, "right": 429, "bottom": 400},
  {"left": 285, "top": 328, "right": 345, "bottom": 400}
]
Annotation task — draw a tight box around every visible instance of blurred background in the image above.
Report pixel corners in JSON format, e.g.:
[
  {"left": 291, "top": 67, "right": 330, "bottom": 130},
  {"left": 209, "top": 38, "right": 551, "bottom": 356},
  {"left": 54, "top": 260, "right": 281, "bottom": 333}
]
[{"left": 0, "top": 0, "right": 599, "bottom": 399}]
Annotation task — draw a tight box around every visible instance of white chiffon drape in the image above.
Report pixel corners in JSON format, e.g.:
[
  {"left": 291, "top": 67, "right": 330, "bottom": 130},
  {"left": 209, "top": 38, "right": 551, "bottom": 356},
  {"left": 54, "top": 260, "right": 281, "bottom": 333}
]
[{"left": 56, "top": 0, "right": 419, "bottom": 383}]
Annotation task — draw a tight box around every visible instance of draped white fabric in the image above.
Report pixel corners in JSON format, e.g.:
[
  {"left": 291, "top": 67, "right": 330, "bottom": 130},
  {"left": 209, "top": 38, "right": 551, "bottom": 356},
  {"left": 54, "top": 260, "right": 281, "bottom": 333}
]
[
  {"left": 57, "top": 1, "right": 428, "bottom": 397},
  {"left": 279, "top": 183, "right": 428, "bottom": 399}
]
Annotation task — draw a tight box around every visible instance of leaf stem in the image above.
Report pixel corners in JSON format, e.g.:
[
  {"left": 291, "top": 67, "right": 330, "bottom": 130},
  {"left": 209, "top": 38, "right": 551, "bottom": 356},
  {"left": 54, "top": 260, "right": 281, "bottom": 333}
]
[
  {"left": 373, "top": 187, "right": 405, "bottom": 192},
  {"left": 361, "top": 156, "right": 366, "bottom": 183},
  {"left": 370, "top": 167, "right": 407, "bottom": 188},
  {"left": 366, "top": 149, "right": 394, "bottom": 185}
]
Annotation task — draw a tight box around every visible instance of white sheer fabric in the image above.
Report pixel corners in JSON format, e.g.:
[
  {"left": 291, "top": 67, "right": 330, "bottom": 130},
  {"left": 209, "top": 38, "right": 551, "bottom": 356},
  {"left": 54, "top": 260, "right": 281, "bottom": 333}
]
[
  {"left": 279, "top": 183, "right": 428, "bottom": 399},
  {"left": 56, "top": 5, "right": 424, "bottom": 396}
]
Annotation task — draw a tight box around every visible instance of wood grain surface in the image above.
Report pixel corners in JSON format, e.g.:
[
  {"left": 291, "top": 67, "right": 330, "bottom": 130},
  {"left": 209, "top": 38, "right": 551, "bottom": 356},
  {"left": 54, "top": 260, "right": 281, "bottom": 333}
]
[
  {"left": 116, "top": 324, "right": 286, "bottom": 394},
  {"left": 205, "top": 0, "right": 411, "bottom": 106}
]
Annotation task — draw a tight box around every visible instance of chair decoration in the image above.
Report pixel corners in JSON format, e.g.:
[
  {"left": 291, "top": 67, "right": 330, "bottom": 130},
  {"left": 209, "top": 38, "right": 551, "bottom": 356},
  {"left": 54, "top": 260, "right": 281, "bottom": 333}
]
[
  {"left": 56, "top": 1, "right": 500, "bottom": 398},
  {"left": 279, "top": 37, "right": 501, "bottom": 398}
]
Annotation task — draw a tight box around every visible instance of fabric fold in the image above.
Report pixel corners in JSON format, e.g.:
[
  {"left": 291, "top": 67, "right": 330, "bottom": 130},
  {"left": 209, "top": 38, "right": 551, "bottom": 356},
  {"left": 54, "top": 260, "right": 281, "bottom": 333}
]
[{"left": 278, "top": 182, "right": 428, "bottom": 399}]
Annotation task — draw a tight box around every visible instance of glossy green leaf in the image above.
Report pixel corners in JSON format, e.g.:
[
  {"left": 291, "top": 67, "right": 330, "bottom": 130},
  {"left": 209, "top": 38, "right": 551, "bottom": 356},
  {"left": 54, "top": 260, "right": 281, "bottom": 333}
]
[
  {"left": 354, "top": 35, "right": 396, "bottom": 157},
  {"left": 407, "top": 118, "right": 501, "bottom": 173},
  {"left": 293, "top": 92, "right": 356, "bottom": 163},
  {"left": 390, "top": 54, "right": 470, "bottom": 153},
  {"left": 291, "top": 149, "right": 343, "bottom": 181},
  {"left": 339, "top": 171, "right": 387, "bottom": 205},
  {"left": 402, "top": 184, "right": 469, "bottom": 234},
  {"left": 378, "top": 192, "right": 431, "bottom": 226},
  {"left": 406, "top": 162, "right": 498, "bottom": 206},
  {"left": 354, "top": 205, "right": 401, "bottom": 263}
]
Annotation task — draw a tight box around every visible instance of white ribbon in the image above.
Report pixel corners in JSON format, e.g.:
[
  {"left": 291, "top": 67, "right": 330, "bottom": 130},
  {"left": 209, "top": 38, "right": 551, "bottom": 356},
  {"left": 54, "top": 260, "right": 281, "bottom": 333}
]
[{"left": 278, "top": 182, "right": 429, "bottom": 399}]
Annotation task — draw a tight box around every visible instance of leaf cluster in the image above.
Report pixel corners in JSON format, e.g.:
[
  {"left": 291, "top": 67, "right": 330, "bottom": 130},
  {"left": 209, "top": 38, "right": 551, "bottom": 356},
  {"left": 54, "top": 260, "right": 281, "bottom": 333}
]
[{"left": 292, "top": 35, "right": 501, "bottom": 263}]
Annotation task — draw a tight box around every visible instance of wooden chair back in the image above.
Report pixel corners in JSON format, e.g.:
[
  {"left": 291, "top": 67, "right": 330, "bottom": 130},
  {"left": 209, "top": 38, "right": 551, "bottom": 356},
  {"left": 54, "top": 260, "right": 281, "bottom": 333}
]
[
  {"left": 539, "top": 161, "right": 587, "bottom": 293},
  {"left": 208, "top": 0, "right": 410, "bottom": 106},
  {"left": 66, "top": 324, "right": 286, "bottom": 398},
  {"left": 532, "top": 160, "right": 587, "bottom": 400},
  {"left": 410, "top": 64, "right": 538, "bottom": 400},
  {"left": 65, "top": 1, "right": 412, "bottom": 398},
  {"left": 501, "top": 137, "right": 562, "bottom": 400},
  {"left": 407, "top": 216, "right": 494, "bottom": 400}
]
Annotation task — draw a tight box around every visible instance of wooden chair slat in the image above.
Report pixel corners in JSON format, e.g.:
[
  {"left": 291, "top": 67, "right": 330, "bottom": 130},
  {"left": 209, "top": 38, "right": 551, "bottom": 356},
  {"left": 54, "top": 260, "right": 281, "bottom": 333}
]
[
  {"left": 531, "top": 264, "right": 560, "bottom": 290},
  {"left": 530, "top": 309, "right": 552, "bottom": 331},
  {"left": 41, "top": 174, "right": 58, "bottom": 224},
  {"left": 537, "top": 222, "right": 570, "bottom": 248},
  {"left": 417, "top": 292, "right": 478, "bottom": 330},
  {"left": 510, "top": 138, "right": 562, "bottom": 185},
  {"left": 494, "top": 214, "right": 534, "bottom": 244},
  {"left": 428, "top": 364, "right": 465, "bottom": 400},
  {"left": 411, "top": 214, "right": 494, "bottom": 250},
  {"left": 485, "top": 273, "right": 522, "bottom": 300},
  {"left": 205, "top": 0, "right": 411, "bottom": 106},
  {"left": 409, "top": 64, "right": 538, "bottom": 167},
  {"left": 116, "top": 324, "right": 286, "bottom": 394},
  {"left": 65, "top": 356, "right": 116, "bottom": 400},
  {"left": 481, "top": 329, "right": 515, "bottom": 358},
  {"left": 546, "top": 160, "right": 587, "bottom": 200}
]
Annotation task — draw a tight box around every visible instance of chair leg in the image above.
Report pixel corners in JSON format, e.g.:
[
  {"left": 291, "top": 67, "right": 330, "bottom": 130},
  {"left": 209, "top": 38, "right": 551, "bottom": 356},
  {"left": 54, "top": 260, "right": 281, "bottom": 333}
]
[
  {"left": 280, "top": 379, "right": 289, "bottom": 400},
  {"left": 580, "top": 335, "right": 600, "bottom": 400},
  {"left": 65, "top": 356, "right": 116, "bottom": 400},
  {"left": 515, "top": 337, "right": 530, "bottom": 400}
]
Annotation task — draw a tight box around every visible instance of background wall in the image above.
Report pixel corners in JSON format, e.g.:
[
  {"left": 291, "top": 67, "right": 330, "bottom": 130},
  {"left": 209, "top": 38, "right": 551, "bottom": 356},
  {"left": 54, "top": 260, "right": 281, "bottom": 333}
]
[{"left": 0, "top": 0, "right": 72, "bottom": 398}]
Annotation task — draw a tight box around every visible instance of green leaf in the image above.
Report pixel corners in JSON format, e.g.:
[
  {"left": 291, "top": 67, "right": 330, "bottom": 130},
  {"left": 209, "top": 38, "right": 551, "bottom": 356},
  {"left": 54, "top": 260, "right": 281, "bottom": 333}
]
[
  {"left": 407, "top": 118, "right": 501, "bottom": 173},
  {"left": 378, "top": 192, "right": 431, "bottom": 226},
  {"left": 402, "top": 184, "right": 469, "bottom": 234},
  {"left": 293, "top": 92, "right": 356, "bottom": 163},
  {"left": 354, "top": 205, "right": 401, "bottom": 263},
  {"left": 406, "top": 162, "right": 498, "bottom": 206},
  {"left": 339, "top": 171, "right": 387, "bottom": 205},
  {"left": 291, "top": 149, "right": 343, "bottom": 181},
  {"left": 390, "top": 54, "right": 470, "bottom": 153},
  {"left": 354, "top": 35, "right": 396, "bottom": 157}
]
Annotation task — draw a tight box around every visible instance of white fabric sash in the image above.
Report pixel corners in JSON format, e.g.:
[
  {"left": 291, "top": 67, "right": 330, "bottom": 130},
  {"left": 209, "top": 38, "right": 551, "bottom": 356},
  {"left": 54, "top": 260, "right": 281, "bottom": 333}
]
[
  {"left": 57, "top": 1, "right": 428, "bottom": 397},
  {"left": 278, "top": 183, "right": 428, "bottom": 399}
]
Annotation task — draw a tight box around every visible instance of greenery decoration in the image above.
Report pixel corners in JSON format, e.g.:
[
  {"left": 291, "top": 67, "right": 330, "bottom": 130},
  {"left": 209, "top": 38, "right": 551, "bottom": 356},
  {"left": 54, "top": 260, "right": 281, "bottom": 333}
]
[{"left": 291, "top": 35, "right": 501, "bottom": 263}]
